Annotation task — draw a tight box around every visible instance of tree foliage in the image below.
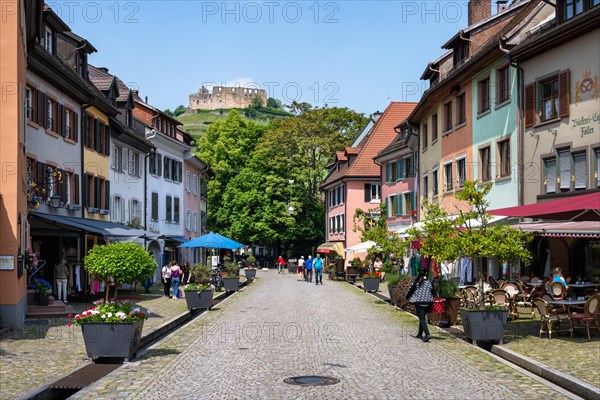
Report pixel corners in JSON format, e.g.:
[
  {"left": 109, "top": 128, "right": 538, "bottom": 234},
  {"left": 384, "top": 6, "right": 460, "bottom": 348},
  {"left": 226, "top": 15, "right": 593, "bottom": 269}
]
[
  {"left": 84, "top": 242, "right": 155, "bottom": 301},
  {"left": 353, "top": 204, "right": 406, "bottom": 266}
]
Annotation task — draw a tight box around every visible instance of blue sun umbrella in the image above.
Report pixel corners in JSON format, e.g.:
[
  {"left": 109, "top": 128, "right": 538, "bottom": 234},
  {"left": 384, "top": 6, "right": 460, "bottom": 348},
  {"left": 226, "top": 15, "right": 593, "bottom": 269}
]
[{"left": 178, "top": 232, "right": 244, "bottom": 250}]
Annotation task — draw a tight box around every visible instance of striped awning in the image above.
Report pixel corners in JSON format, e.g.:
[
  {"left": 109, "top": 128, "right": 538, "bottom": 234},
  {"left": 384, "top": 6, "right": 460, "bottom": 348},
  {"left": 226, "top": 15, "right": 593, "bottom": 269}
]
[
  {"left": 316, "top": 241, "right": 345, "bottom": 255},
  {"left": 513, "top": 221, "right": 600, "bottom": 238}
]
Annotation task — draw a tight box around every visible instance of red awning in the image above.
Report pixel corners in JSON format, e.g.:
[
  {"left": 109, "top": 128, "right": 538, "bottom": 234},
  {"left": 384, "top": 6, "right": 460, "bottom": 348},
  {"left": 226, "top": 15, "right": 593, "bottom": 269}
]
[
  {"left": 489, "top": 192, "right": 600, "bottom": 221},
  {"left": 512, "top": 221, "right": 600, "bottom": 238}
]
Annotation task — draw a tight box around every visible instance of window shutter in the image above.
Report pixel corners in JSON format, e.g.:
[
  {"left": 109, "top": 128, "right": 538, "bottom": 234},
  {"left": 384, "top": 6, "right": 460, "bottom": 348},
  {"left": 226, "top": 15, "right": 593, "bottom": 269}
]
[
  {"left": 410, "top": 191, "right": 415, "bottom": 212},
  {"left": 82, "top": 175, "right": 88, "bottom": 206},
  {"left": 105, "top": 125, "right": 111, "bottom": 156},
  {"left": 166, "top": 196, "right": 172, "bottom": 221},
  {"left": 408, "top": 156, "right": 415, "bottom": 177},
  {"left": 105, "top": 181, "right": 110, "bottom": 210},
  {"left": 397, "top": 160, "right": 404, "bottom": 181},
  {"left": 152, "top": 193, "right": 158, "bottom": 221},
  {"left": 186, "top": 171, "right": 190, "bottom": 192},
  {"left": 558, "top": 150, "right": 571, "bottom": 190},
  {"left": 164, "top": 157, "right": 169, "bottom": 179},
  {"left": 57, "top": 103, "right": 64, "bottom": 135},
  {"left": 558, "top": 69, "right": 570, "bottom": 118},
  {"left": 74, "top": 173, "right": 80, "bottom": 204},
  {"left": 82, "top": 112, "right": 88, "bottom": 144},
  {"left": 395, "top": 194, "right": 402, "bottom": 216},
  {"left": 73, "top": 112, "right": 79, "bottom": 142},
  {"left": 545, "top": 159, "right": 556, "bottom": 193},
  {"left": 386, "top": 163, "right": 392, "bottom": 183},
  {"left": 60, "top": 170, "right": 67, "bottom": 200},
  {"left": 174, "top": 197, "right": 180, "bottom": 223},
  {"left": 524, "top": 83, "right": 536, "bottom": 128},
  {"left": 573, "top": 153, "right": 586, "bottom": 189},
  {"left": 364, "top": 183, "right": 371, "bottom": 202},
  {"left": 37, "top": 92, "right": 47, "bottom": 127},
  {"left": 158, "top": 154, "right": 162, "bottom": 176}
]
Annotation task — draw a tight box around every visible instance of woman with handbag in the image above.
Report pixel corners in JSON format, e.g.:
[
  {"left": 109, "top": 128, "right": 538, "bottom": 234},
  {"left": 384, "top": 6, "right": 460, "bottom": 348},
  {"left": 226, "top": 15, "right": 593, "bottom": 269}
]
[{"left": 406, "top": 267, "right": 435, "bottom": 342}]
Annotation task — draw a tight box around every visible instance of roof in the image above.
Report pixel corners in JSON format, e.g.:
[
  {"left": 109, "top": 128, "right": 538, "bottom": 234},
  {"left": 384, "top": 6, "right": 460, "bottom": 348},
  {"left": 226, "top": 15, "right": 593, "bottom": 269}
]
[
  {"left": 320, "top": 102, "right": 417, "bottom": 188},
  {"left": 133, "top": 92, "right": 182, "bottom": 126},
  {"left": 489, "top": 192, "right": 600, "bottom": 221},
  {"left": 88, "top": 65, "right": 116, "bottom": 92}
]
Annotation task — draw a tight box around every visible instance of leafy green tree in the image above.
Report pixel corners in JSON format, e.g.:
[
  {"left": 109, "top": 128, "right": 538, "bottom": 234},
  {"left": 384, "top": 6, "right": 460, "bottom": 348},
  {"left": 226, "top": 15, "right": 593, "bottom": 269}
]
[
  {"left": 407, "top": 181, "right": 533, "bottom": 307},
  {"left": 84, "top": 242, "right": 155, "bottom": 301},
  {"left": 163, "top": 109, "right": 174, "bottom": 117},
  {"left": 251, "top": 95, "right": 264, "bottom": 109},
  {"left": 174, "top": 105, "right": 187, "bottom": 116},
  {"left": 267, "top": 97, "right": 282, "bottom": 109}
]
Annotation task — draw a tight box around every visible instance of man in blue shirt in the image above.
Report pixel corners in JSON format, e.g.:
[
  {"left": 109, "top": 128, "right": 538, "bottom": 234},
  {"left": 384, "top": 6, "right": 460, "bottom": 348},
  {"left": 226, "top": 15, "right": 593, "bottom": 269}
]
[
  {"left": 304, "top": 255, "right": 313, "bottom": 283},
  {"left": 314, "top": 254, "right": 323, "bottom": 285}
]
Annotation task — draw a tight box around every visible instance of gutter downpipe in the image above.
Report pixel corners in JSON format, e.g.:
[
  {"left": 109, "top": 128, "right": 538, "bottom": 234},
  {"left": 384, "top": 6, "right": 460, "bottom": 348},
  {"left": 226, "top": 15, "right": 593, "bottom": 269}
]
[{"left": 500, "top": 39, "right": 525, "bottom": 207}]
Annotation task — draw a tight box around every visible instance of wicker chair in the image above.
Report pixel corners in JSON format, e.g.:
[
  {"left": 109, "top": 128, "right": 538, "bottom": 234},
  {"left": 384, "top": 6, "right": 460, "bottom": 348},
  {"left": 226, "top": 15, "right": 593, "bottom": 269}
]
[
  {"left": 533, "top": 298, "right": 571, "bottom": 339},
  {"left": 568, "top": 294, "right": 600, "bottom": 340},
  {"left": 489, "top": 276, "right": 500, "bottom": 289},
  {"left": 463, "top": 286, "right": 479, "bottom": 308},
  {"left": 550, "top": 282, "right": 567, "bottom": 300},
  {"left": 490, "top": 289, "right": 517, "bottom": 320}
]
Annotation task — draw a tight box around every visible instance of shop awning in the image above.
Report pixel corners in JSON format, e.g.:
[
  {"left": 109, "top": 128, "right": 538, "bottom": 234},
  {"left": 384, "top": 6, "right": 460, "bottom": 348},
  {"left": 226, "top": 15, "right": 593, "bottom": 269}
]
[
  {"left": 345, "top": 241, "right": 379, "bottom": 254},
  {"left": 30, "top": 212, "right": 148, "bottom": 238},
  {"left": 164, "top": 236, "right": 190, "bottom": 243},
  {"left": 316, "top": 241, "right": 344, "bottom": 255},
  {"left": 513, "top": 221, "right": 600, "bottom": 238},
  {"left": 489, "top": 192, "right": 600, "bottom": 221}
]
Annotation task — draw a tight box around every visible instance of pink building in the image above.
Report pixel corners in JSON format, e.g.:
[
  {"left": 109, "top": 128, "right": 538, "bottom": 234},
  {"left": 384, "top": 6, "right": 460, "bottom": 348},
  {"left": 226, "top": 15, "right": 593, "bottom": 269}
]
[{"left": 319, "top": 102, "right": 417, "bottom": 262}]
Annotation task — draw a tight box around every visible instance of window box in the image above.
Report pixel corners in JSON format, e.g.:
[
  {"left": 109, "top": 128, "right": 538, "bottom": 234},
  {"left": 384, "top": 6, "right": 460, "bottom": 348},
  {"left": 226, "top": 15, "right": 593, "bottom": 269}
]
[
  {"left": 99, "top": 209, "right": 110, "bottom": 215},
  {"left": 67, "top": 204, "right": 81, "bottom": 211},
  {"left": 87, "top": 207, "right": 99, "bottom": 214}
]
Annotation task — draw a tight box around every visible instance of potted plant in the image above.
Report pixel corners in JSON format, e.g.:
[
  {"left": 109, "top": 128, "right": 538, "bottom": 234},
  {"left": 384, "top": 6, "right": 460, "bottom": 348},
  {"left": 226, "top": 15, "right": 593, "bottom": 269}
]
[
  {"left": 407, "top": 182, "right": 533, "bottom": 345},
  {"left": 24, "top": 248, "right": 38, "bottom": 271},
  {"left": 76, "top": 242, "right": 155, "bottom": 358},
  {"left": 222, "top": 262, "right": 240, "bottom": 292},
  {"left": 428, "top": 279, "right": 461, "bottom": 326},
  {"left": 68, "top": 299, "right": 148, "bottom": 359},
  {"left": 184, "top": 264, "right": 214, "bottom": 311},
  {"left": 362, "top": 271, "right": 381, "bottom": 292},
  {"left": 34, "top": 279, "right": 52, "bottom": 306},
  {"left": 244, "top": 256, "right": 257, "bottom": 280}
]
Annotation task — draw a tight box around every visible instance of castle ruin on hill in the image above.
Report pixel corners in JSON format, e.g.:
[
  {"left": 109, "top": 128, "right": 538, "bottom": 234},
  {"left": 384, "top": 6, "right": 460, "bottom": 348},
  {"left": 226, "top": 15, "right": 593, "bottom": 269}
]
[{"left": 188, "top": 86, "right": 268, "bottom": 111}]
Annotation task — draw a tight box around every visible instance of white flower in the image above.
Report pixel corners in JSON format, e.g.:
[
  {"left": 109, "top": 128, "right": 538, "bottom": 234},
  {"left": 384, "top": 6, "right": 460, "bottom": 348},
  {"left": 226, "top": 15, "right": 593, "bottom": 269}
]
[
  {"left": 132, "top": 307, "right": 141, "bottom": 314},
  {"left": 101, "top": 314, "right": 106, "bottom": 319},
  {"left": 115, "top": 312, "right": 127, "bottom": 320},
  {"left": 92, "top": 310, "right": 100, "bottom": 315},
  {"left": 107, "top": 312, "right": 113, "bottom": 318}
]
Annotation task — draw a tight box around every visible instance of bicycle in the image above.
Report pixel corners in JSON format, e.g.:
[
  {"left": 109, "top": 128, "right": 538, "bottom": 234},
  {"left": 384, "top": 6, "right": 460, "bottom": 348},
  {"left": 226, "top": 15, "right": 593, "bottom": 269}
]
[{"left": 211, "top": 267, "right": 223, "bottom": 292}]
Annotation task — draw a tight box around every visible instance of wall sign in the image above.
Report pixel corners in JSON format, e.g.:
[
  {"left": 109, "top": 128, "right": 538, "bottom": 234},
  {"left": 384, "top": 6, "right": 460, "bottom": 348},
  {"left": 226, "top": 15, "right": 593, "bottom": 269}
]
[
  {"left": 0, "top": 256, "right": 15, "bottom": 270},
  {"left": 571, "top": 112, "right": 599, "bottom": 137}
]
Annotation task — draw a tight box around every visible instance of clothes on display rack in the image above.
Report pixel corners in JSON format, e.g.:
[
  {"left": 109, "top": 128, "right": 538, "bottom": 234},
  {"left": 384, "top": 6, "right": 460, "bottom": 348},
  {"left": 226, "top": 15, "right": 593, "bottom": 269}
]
[
  {"left": 460, "top": 256, "right": 473, "bottom": 285},
  {"left": 74, "top": 264, "right": 81, "bottom": 292}
]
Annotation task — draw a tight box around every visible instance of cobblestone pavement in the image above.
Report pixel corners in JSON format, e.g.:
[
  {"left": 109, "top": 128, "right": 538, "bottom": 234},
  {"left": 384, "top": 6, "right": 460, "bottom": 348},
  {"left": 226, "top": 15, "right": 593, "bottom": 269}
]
[{"left": 74, "top": 272, "right": 571, "bottom": 400}]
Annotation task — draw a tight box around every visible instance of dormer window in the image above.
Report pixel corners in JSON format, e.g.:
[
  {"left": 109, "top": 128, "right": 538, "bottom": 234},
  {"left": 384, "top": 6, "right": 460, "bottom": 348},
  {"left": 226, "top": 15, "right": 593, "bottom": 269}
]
[
  {"left": 125, "top": 108, "right": 132, "bottom": 127},
  {"left": 75, "top": 51, "right": 87, "bottom": 77},
  {"left": 453, "top": 41, "right": 469, "bottom": 66},
  {"left": 44, "top": 27, "right": 53, "bottom": 53}
]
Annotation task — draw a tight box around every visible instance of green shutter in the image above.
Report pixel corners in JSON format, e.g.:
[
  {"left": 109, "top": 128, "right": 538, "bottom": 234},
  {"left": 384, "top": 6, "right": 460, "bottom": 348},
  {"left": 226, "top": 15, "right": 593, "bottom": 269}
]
[
  {"left": 410, "top": 191, "right": 415, "bottom": 212},
  {"left": 386, "top": 196, "right": 391, "bottom": 217},
  {"left": 397, "top": 161, "right": 404, "bottom": 181},
  {"left": 395, "top": 194, "right": 402, "bottom": 216}
]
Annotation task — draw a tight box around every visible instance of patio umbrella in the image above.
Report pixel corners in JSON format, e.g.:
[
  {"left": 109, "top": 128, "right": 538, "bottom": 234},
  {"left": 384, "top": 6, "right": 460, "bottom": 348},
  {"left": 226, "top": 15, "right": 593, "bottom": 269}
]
[
  {"left": 344, "top": 241, "right": 379, "bottom": 254},
  {"left": 178, "top": 232, "right": 244, "bottom": 250}
]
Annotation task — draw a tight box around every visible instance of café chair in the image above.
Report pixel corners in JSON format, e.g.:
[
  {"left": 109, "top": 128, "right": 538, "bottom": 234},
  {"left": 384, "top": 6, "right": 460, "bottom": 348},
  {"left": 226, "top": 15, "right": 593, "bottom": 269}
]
[
  {"left": 490, "top": 289, "right": 517, "bottom": 320},
  {"left": 533, "top": 298, "right": 571, "bottom": 339},
  {"left": 567, "top": 294, "right": 600, "bottom": 340},
  {"left": 464, "top": 286, "right": 479, "bottom": 308},
  {"left": 550, "top": 282, "right": 567, "bottom": 300}
]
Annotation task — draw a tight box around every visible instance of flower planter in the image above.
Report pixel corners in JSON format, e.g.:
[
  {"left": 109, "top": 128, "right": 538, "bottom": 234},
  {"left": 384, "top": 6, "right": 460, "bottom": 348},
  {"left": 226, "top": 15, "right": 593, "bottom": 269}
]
[
  {"left": 287, "top": 265, "right": 296, "bottom": 274},
  {"left": 81, "top": 320, "right": 144, "bottom": 360},
  {"left": 388, "top": 285, "right": 398, "bottom": 306},
  {"left": 185, "top": 288, "right": 214, "bottom": 311},
  {"left": 459, "top": 309, "right": 508, "bottom": 345},
  {"left": 363, "top": 278, "right": 380, "bottom": 293},
  {"left": 38, "top": 293, "right": 50, "bottom": 306},
  {"left": 223, "top": 277, "right": 240, "bottom": 292},
  {"left": 244, "top": 269, "right": 257, "bottom": 280},
  {"left": 346, "top": 266, "right": 359, "bottom": 282},
  {"left": 428, "top": 298, "right": 461, "bottom": 326}
]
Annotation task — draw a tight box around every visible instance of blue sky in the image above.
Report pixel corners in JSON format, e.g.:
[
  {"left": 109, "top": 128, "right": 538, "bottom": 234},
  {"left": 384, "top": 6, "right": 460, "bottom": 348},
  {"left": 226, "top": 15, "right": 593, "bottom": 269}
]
[{"left": 49, "top": 1, "right": 469, "bottom": 115}]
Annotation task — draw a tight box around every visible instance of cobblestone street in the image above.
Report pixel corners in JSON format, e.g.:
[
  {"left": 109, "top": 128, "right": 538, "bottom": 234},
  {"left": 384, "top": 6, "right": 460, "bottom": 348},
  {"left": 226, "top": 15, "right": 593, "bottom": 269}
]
[{"left": 74, "top": 272, "right": 571, "bottom": 399}]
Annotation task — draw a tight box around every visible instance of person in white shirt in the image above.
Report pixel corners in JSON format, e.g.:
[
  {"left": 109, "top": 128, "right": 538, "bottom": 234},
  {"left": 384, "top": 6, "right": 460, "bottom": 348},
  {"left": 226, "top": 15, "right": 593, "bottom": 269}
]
[
  {"left": 162, "top": 261, "right": 172, "bottom": 298},
  {"left": 297, "top": 256, "right": 305, "bottom": 281}
]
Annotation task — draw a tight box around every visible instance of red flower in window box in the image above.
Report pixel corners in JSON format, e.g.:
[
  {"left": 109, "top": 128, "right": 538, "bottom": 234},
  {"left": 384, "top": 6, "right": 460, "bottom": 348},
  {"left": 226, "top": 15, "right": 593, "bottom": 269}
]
[{"left": 411, "top": 209, "right": 417, "bottom": 217}]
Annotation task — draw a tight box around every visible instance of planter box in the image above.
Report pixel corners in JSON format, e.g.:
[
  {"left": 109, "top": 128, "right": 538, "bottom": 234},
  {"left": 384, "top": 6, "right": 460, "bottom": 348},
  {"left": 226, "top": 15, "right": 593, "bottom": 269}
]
[
  {"left": 459, "top": 309, "right": 508, "bottom": 345},
  {"left": 428, "top": 298, "right": 460, "bottom": 325},
  {"left": 288, "top": 265, "right": 296, "bottom": 274},
  {"left": 244, "top": 269, "right": 257, "bottom": 280},
  {"left": 223, "top": 277, "right": 240, "bottom": 292},
  {"left": 81, "top": 320, "right": 144, "bottom": 359},
  {"left": 184, "top": 288, "right": 214, "bottom": 311},
  {"left": 388, "top": 285, "right": 398, "bottom": 306},
  {"left": 346, "top": 266, "right": 359, "bottom": 282},
  {"left": 363, "top": 278, "right": 380, "bottom": 292},
  {"left": 38, "top": 293, "right": 49, "bottom": 306}
]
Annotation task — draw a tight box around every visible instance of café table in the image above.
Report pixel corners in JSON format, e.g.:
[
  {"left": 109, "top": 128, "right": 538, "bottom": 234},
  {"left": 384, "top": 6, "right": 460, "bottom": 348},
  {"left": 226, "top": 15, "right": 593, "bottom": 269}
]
[
  {"left": 568, "top": 282, "right": 598, "bottom": 298},
  {"left": 547, "top": 298, "right": 587, "bottom": 306}
]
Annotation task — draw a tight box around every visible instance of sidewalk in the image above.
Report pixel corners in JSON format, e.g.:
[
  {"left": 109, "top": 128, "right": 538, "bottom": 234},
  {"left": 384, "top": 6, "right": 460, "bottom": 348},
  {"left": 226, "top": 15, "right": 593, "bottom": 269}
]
[{"left": 73, "top": 273, "right": 571, "bottom": 399}]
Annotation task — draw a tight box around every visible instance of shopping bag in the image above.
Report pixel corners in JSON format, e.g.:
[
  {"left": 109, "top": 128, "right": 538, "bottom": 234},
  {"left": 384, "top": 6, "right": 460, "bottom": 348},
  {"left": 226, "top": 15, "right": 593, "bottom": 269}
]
[{"left": 431, "top": 298, "right": 445, "bottom": 314}]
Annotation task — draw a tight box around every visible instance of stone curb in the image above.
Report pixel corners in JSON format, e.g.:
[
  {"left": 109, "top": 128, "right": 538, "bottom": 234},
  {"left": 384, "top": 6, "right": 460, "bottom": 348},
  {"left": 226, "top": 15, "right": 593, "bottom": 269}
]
[
  {"left": 16, "top": 287, "right": 239, "bottom": 400},
  {"left": 350, "top": 280, "right": 598, "bottom": 400},
  {"left": 491, "top": 345, "right": 600, "bottom": 400}
]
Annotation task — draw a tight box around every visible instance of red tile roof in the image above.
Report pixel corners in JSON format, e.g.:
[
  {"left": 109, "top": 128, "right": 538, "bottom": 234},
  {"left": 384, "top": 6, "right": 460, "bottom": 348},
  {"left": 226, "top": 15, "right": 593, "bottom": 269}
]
[{"left": 320, "top": 102, "right": 417, "bottom": 187}]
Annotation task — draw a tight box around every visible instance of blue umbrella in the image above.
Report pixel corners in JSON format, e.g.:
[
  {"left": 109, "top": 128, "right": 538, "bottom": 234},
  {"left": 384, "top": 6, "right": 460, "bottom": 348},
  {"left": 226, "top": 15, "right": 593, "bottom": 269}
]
[{"left": 178, "top": 232, "right": 244, "bottom": 250}]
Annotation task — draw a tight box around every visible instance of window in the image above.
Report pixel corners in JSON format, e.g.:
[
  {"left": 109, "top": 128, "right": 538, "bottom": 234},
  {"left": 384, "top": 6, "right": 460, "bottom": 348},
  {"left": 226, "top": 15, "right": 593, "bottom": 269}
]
[
  {"left": 166, "top": 195, "right": 172, "bottom": 221},
  {"left": 64, "top": 108, "right": 78, "bottom": 141},
  {"left": 595, "top": 149, "right": 600, "bottom": 187},
  {"left": 456, "top": 93, "right": 466, "bottom": 125},
  {"left": 444, "top": 162, "right": 453, "bottom": 191},
  {"left": 573, "top": 152, "right": 586, "bottom": 190},
  {"left": 47, "top": 98, "right": 56, "bottom": 131},
  {"left": 113, "top": 146, "right": 123, "bottom": 171},
  {"left": 457, "top": 158, "right": 466, "bottom": 188},
  {"left": 130, "top": 199, "right": 141, "bottom": 222},
  {"left": 64, "top": 172, "right": 71, "bottom": 205},
  {"left": 478, "top": 77, "right": 490, "bottom": 114},
  {"left": 129, "top": 152, "right": 140, "bottom": 176},
  {"left": 193, "top": 211, "right": 198, "bottom": 231},
  {"left": 404, "top": 192, "right": 415, "bottom": 215},
  {"left": 186, "top": 210, "right": 192, "bottom": 230},
  {"left": 174, "top": 197, "right": 180, "bottom": 223},
  {"left": 364, "top": 183, "right": 381, "bottom": 202},
  {"left": 541, "top": 77, "right": 559, "bottom": 121},
  {"left": 44, "top": 27, "right": 53, "bottom": 53},
  {"left": 432, "top": 168, "right": 439, "bottom": 196},
  {"left": 151, "top": 192, "right": 159, "bottom": 221},
  {"left": 544, "top": 158, "right": 557, "bottom": 193},
  {"left": 422, "top": 124, "right": 428, "bottom": 149},
  {"left": 112, "top": 195, "right": 124, "bottom": 222},
  {"left": 388, "top": 195, "right": 398, "bottom": 217},
  {"left": 125, "top": 108, "right": 132, "bottom": 127},
  {"left": 432, "top": 114, "right": 438, "bottom": 142},
  {"left": 423, "top": 174, "right": 428, "bottom": 197},
  {"left": 558, "top": 149, "right": 571, "bottom": 190},
  {"left": 185, "top": 171, "right": 191, "bottom": 192},
  {"left": 497, "top": 66, "right": 510, "bottom": 104},
  {"left": 25, "top": 86, "right": 33, "bottom": 120},
  {"left": 563, "top": 0, "right": 584, "bottom": 20},
  {"left": 403, "top": 156, "right": 414, "bottom": 178},
  {"left": 443, "top": 102, "right": 452, "bottom": 132},
  {"left": 453, "top": 41, "right": 469, "bottom": 65},
  {"left": 480, "top": 146, "right": 491, "bottom": 182},
  {"left": 193, "top": 174, "right": 198, "bottom": 195},
  {"left": 498, "top": 140, "right": 511, "bottom": 178},
  {"left": 149, "top": 153, "right": 162, "bottom": 176}
]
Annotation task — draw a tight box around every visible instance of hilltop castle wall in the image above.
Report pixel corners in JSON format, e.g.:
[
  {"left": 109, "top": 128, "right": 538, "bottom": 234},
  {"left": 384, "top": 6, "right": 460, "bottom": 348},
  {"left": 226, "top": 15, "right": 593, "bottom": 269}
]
[{"left": 188, "top": 86, "right": 267, "bottom": 110}]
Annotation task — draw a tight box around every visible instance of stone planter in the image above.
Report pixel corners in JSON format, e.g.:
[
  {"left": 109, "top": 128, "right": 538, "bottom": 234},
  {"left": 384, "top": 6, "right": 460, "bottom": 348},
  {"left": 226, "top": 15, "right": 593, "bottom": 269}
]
[
  {"left": 223, "top": 277, "right": 240, "bottom": 292},
  {"left": 38, "top": 293, "right": 50, "bottom": 306},
  {"left": 184, "top": 288, "right": 214, "bottom": 311},
  {"left": 388, "top": 285, "right": 398, "bottom": 306},
  {"left": 346, "top": 266, "right": 359, "bottom": 282},
  {"left": 288, "top": 265, "right": 296, "bottom": 274},
  {"left": 244, "top": 269, "right": 257, "bottom": 280},
  {"left": 459, "top": 309, "right": 508, "bottom": 345},
  {"left": 428, "top": 298, "right": 461, "bottom": 325},
  {"left": 81, "top": 320, "right": 144, "bottom": 360},
  {"left": 363, "top": 278, "right": 380, "bottom": 293}
]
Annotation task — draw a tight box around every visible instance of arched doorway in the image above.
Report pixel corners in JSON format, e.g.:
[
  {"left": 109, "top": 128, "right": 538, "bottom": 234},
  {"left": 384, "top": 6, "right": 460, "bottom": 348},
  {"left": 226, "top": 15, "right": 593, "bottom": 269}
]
[{"left": 147, "top": 240, "right": 162, "bottom": 283}]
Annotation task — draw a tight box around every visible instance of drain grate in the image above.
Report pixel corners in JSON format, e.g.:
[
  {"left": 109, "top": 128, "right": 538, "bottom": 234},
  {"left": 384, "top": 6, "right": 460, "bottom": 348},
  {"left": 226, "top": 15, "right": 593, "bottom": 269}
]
[{"left": 284, "top": 376, "right": 340, "bottom": 386}]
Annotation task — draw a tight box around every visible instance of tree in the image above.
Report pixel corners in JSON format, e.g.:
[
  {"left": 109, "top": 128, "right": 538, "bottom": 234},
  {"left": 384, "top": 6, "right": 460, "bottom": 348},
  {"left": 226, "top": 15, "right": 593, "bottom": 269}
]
[
  {"left": 163, "top": 109, "right": 174, "bottom": 117},
  {"left": 407, "top": 181, "right": 533, "bottom": 307},
  {"left": 267, "top": 97, "right": 282, "bottom": 109},
  {"left": 174, "top": 105, "right": 187, "bottom": 116},
  {"left": 84, "top": 242, "right": 155, "bottom": 301},
  {"left": 251, "top": 95, "right": 264, "bottom": 109}
]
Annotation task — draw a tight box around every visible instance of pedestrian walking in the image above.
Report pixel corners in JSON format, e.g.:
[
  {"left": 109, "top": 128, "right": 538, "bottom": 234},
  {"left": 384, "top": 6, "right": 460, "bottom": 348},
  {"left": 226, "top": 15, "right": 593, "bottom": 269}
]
[
  {"left": 277, "top": 255, "right": 286, "bottom": 274},
  {"left": 297, "top": 256, "right": 305, "bottom": 281},
  {"left": 305, "top": 255, "right": 313, "bottom": 283},
  {"left": 162, "top": 261, "right": 172, "bottom": 298},
  {"left": 406, "top": 266, "right": 435, "bottom": 342},
  {"left": 181, "top": 260, "right": 191, "bottom": 284},
  {"left": 314, "top": 254, "right": 323, "bottom": 285},
  {"left": 171, "top": 260, "right": 183, "bottom": 299},
  {"left": 54, "top": 258, "right": 70, "bottom": 303},
  {"left": 374, "top": 257, "right": 385, "bottom": 281}
]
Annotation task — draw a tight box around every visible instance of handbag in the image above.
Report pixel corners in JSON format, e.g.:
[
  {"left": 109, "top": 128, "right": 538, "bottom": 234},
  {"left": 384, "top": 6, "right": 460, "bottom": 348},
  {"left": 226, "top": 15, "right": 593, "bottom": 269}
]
[{"left": 431, "top": 297, "right": 445, "bottom": 314}]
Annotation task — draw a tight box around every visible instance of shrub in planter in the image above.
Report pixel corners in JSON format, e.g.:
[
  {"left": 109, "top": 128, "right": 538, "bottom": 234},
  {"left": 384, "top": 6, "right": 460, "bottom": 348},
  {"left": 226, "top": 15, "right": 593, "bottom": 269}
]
[
  {"left": 222, "top": 262, "right": 240, "bottom": 291},
  {"left": 362, "top": 271, "right": 381, "bottom": 292},
  {"left": 34, "top": 279, "right": 52, "bottom": 306},
  {"left": 428, "top": 279, "right": 461, "bottom": 325},
  {"left": 386, "top": 273, "right": 402, "bottom": 306}
]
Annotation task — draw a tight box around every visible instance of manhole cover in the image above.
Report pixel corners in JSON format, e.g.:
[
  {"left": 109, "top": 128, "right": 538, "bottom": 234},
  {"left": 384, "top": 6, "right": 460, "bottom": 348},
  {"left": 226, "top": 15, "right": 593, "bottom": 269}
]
[{"left": 284, "top": 376, "right": 340, "bottom": 386}]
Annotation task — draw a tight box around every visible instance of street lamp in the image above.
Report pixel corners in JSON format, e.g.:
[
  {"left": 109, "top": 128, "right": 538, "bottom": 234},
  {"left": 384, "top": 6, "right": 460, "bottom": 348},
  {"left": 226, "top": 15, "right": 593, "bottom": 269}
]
[
  {"left": 49, "top": 194, "right": 62, "bottom": 208},
  {"left": 287, "top": 179, "right": 294, "bottom": 215}
]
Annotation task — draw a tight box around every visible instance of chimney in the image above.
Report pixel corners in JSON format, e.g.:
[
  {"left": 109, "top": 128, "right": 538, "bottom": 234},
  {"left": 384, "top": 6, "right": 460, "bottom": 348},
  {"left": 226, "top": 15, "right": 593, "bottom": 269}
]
[
  {"left": 372, "top": 111, "right": 383, "bottom": 122},
  {"left": 145, "top": 96, "right": 148, "bottom": 104},
  {"left": 468, "top": 0, "right": 492, "bottom": 25},
  {"left": 497, "top": 0, "right": 508, "bottom": 13}
]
